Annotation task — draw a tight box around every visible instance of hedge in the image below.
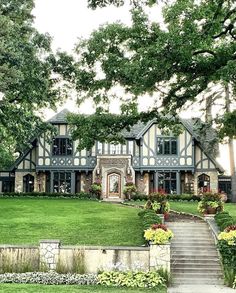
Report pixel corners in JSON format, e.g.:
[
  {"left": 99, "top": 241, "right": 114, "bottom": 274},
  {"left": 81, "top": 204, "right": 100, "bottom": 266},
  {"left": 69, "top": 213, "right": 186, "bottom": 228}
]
[{"left": 0, "top": 192, "right": 96, "bottom": 199}]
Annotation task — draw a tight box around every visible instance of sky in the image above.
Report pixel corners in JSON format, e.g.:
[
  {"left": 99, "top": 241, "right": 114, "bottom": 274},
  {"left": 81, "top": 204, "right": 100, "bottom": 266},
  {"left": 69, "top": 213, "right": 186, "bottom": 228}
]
[{"left": 32, "top": 0, "right": 233, "bottom": 174}]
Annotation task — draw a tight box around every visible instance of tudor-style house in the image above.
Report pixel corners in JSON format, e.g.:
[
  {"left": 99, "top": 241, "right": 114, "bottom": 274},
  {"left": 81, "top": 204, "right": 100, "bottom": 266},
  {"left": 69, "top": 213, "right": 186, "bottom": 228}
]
[{"left": 0, "top": 109, "right": 224, "bottom": 198}]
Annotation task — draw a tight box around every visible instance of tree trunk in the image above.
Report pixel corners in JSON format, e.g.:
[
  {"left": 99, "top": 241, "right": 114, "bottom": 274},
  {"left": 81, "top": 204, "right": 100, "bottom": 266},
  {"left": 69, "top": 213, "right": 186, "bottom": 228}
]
[{"left": 225, "top": 85, "right": 236, "bottom": 202}]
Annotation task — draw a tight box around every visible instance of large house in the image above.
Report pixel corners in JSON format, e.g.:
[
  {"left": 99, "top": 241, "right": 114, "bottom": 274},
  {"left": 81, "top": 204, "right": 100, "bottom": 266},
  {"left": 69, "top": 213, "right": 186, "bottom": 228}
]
[{"left": 0, "top": 109, "right": 224, "bottom": 199}]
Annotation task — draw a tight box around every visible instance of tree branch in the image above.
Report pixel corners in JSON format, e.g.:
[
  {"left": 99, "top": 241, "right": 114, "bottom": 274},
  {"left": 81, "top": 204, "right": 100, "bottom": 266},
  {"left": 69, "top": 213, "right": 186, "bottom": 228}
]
[{"left": 193, "top": 50, "right": 216, "bottom": 57}]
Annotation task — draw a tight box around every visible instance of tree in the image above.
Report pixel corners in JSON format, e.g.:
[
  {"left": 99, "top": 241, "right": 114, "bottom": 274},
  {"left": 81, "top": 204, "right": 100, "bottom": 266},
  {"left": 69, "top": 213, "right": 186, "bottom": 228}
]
[
  {"left": 0, "top": 0, "right": 62, "bottom": 169},
  {"left": 54, "top": 0, "right": 236, "bottom": 143}
]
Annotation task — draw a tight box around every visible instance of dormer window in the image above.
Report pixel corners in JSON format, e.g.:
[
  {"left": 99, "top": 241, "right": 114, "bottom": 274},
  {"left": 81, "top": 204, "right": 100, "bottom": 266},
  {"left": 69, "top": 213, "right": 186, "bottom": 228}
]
[
  {"left": 157, "top": 137, "right": 178, "bottom": 155},
  {"left": 52, "top": 138, "right": 73, "bottom": 156}
]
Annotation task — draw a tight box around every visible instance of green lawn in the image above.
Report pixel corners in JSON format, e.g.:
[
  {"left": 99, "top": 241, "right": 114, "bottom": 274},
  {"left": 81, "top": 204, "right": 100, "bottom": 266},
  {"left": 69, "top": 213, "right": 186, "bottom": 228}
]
[
  {"left": 170, "top": 201, "right": 236, "bottom": 220},
  {"left": 0, "top": 284, "right": 166, "bottom": 293},
  {"left": 0, "top": 199, "right": 143, "bottom": 246}
]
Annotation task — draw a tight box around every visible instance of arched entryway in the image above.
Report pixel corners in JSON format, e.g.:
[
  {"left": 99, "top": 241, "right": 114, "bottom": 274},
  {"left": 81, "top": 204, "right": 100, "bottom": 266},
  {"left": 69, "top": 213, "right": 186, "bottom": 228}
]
[
  {"left": 23, "top": 174, "right": 34, "bottom": 192},
  {"left": 107, "top": 173, "right": 121, "bottom": 198},
  {"left": 198, "top": 173, "right": 210, "bottom": 193}
]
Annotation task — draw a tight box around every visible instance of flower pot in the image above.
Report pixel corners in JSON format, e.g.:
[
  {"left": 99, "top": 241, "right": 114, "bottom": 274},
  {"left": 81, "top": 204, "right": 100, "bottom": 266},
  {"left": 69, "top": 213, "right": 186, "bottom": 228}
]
[{"left": 206, "top": 206, "right": 217, "bottom": 214}]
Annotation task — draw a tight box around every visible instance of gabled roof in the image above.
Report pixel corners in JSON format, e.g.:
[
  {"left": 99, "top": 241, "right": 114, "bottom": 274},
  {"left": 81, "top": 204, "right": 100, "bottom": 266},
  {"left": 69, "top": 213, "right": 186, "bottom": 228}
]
[
  {"left": 47, "top": 108, "right": 70, "bottom": 124},
  {"left": 9, "top": 109, "right": 223, "bottom": 173}
]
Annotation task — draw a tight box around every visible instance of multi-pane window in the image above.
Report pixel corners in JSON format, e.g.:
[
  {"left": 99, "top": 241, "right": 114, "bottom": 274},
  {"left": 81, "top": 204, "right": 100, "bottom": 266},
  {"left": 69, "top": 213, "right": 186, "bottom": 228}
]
[
  {"left": 53, "top": 172, "right": 71, "bottom": 193},
  {"left": 157, "top": 137, "right": 178, "bottom": 155},
  {"left": 128, "top": 141, "right": 134, "bottom": 155},
  {"left": 158, "top": 172, "right": 177, "bottom": 194},
  {"left": 52, "top": 138, "right": 73, "bottom": 156}
]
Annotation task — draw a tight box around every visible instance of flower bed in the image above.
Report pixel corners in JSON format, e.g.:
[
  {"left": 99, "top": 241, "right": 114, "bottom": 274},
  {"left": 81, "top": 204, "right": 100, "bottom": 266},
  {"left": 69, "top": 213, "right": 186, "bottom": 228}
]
[
  {"left": 217, "top": 222, "right": 236, "bottom": 287},
  {"left": 0, "top": 272, "right": 97, "bottom": 285}
]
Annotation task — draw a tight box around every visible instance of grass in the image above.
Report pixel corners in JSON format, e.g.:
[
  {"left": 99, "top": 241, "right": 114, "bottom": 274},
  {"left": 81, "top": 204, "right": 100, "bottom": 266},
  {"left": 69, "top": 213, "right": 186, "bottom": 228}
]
[
  {"left": 170, "top": 201, "right": 236, "bottom": 220},
  {"left": 0, "top": 199, "right": 143, "bottom": 246},
  {"left": 0, "top": 284, "right": 167, "bottom": 293}
]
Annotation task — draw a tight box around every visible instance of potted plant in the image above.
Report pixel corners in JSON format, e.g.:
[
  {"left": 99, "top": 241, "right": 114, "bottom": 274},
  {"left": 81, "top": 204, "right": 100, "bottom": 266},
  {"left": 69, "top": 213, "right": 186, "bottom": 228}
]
[
  {"left": 123, "top": 182, "right": 137, "bottom": 200},
  {"left": 90, "top": 180, "right": 102, "bottom": 199},
  {"left": 197, "top": 192, "right": 224, "bottom": 215},
  {"left": 144, "top": 224, "right": 174, "bottom": 245},
  {"left": 145, "top": 192, "right": 170, "bottom": 215}
]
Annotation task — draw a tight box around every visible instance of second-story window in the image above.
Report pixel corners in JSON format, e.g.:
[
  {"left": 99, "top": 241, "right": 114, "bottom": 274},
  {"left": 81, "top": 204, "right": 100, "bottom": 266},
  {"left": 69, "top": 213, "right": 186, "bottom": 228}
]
[
  {"left": 157, "top": 137, "right": 177, "bottom": 155},
  {"left": 52, "top": 138, "right": 73, "bottom": 156}
]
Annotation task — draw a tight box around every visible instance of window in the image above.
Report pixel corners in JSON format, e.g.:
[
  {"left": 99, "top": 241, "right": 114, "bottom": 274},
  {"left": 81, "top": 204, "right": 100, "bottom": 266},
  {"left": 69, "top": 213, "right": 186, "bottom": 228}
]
[
  {"left": 128, "top": 141, "right": 134, "bottom": 155},
  {"left": 23, "top": 174, "right": 34, "bottom": 192},
  {"left": 2, "top": 178, "right": 15, "bottom": 192},
  {"left": 198, "top": 174, "right": 210, "bottom": 193},
  {"left": 157, "top": 137, "right": 177, "bottom": 155},
  {"left": 158, "top": 172, "right": 177, "bottom": 194},
  {"left": 52, "top": 138, "right": 73, "bottom": 156},
  {"left": 53, "top": 172, "right": 71, "bottom": 193}
]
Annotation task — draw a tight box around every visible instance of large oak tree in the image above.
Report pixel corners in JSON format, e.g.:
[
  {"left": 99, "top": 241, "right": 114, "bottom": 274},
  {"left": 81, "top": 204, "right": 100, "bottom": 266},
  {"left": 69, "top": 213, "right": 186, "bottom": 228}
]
[{"left": 0, "top": 0, "right": 62, "bottom": 169}]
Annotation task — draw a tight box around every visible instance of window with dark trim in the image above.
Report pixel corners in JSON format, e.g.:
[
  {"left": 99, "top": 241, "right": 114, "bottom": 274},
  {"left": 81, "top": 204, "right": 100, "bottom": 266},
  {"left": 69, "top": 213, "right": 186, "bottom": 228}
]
[
  {"left": 158, "top": 172, "right": 177, "bottom": 194},
  {"left": 52, "top": 138, "right": 73, "bottom": 156},
  {"left": 198, "top": 174, "right": 210, "bottom": 193},
  {"left": 53, "top": 172, "right": 71, "bottom": 193},
  {"left": 23, "top": 174, "right": 34, "bottom": 192},
  {"left": 157, "top": 137, "right": 178, "bottom": 155}
]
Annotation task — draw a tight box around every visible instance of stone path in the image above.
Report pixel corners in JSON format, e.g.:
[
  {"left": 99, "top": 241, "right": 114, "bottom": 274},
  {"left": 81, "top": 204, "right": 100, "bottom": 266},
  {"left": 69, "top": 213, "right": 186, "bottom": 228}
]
[{"left": 166, "top": 213, "right": 235, "bottom": 292}]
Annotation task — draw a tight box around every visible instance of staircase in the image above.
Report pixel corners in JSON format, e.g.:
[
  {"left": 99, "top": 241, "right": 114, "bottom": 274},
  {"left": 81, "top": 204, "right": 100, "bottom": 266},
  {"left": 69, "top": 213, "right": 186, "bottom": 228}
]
[{"left": 167, "top": 220, "right": 223, "bottom": 285}]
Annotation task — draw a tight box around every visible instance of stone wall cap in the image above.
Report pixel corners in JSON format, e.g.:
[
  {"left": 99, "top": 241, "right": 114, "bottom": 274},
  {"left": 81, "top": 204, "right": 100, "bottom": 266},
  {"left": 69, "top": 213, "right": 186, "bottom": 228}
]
[
  {"left": 40, "top": 240, "right": 61, "bottom": 243},
  {"left": 61, "top": 245, "right": 149, "bottom": 251},
  {"left": 0, "top": 245, "right": 38, "bottom": 249}
]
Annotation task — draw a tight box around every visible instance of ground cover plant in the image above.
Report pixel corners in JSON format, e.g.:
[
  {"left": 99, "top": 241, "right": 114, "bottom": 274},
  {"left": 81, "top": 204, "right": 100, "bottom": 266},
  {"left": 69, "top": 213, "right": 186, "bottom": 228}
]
[{"left": 0, "top": 199, "right": 143, "bottom": 246}]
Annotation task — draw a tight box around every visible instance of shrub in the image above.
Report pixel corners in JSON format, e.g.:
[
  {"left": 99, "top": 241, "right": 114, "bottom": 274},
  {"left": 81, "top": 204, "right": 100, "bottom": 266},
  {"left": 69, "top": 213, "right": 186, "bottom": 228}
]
[
  {"left": 138, "top": 209, "right": 162, "bottom": 231},
  {"left": 144, "top": 224, "right": 174, "bottom": 245},
  {"left": 0, "top": 272, "right": 97, "bottom": 285},
  {"left": 167, "top": 194, "right": 201, "bottom": 202},
  {"left": 131, "top": 193, "right": 147, "bottom": 201},
  {"left": 97, "top": 271, "right": 166, "bottom": 288},
  {"left": 215, "top": 212, "right": 236, "bottom": 231},
  {"left": 233, "top": 275, "right": 236, "bottom": 289}
]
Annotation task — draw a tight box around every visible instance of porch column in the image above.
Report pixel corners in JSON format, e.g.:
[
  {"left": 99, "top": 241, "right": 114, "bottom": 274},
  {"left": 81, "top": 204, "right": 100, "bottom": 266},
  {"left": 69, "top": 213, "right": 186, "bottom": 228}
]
[
  {"left": 50, "top": 171, "right": 54, "bottom": 193},
  {"left": 71, "top": 171, "right": 75, "bottom": 193},
  {"left": 154, "top": 171, "right": 158, "bottom": 192},
  {"left": 176, "top": 171, "right": 181, "bottom": 195}
]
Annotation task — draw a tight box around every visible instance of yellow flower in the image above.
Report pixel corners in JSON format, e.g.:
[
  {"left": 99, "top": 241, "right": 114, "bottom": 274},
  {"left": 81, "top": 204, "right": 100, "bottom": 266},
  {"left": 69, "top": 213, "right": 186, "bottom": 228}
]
[
  {"left": 144, "top": 228, "right": 174, "bottom": 245},
  {"left": 218, "top": 230, "right": 236, "bottom": 246}
]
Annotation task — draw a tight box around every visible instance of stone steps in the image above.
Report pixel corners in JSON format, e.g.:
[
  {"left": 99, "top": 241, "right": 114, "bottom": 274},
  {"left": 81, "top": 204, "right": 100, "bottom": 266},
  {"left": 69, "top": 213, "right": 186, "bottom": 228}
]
[
  {"left": 168, "top": 219, "right": 223, "bottom": 286},
  {"left": 172, "top": 278, "right": 223, "bottom": 285}
]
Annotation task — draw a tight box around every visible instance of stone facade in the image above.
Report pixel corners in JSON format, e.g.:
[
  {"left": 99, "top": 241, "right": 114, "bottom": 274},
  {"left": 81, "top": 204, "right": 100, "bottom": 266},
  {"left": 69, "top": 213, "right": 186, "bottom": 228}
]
[
  {"left": 80, "top": 172, "right": 92, "bottom": 193},
  {"left": 15, "top": 171, "right": 36, "bottom": 193},
  {"left": 136, "top": 173, "right": 149, "bottom": 195},
  {"left": 194, "top": 171, "right": 218, "bottom": 195}
]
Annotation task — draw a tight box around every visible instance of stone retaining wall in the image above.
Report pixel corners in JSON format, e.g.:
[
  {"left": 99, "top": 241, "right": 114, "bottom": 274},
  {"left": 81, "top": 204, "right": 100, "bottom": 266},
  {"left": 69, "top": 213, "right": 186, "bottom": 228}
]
[{"left": 0, "top": 241, "right": 170, "bottom": 273}]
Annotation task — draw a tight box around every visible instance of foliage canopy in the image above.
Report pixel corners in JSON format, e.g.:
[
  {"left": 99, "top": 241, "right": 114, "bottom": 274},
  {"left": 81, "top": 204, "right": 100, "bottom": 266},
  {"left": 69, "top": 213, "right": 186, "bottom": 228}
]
[{"left": 54, "top": 0, "right": 236, "bottom": 149}]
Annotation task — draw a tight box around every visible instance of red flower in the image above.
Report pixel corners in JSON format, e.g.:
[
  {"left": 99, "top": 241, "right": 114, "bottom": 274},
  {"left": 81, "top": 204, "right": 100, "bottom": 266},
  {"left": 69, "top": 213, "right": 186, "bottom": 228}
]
[
  {"left": 151, "top": 224, "right": 168, "bottom": 231},
  {"left": 225, "top": 225, "right": 236, "bottom": 232}
]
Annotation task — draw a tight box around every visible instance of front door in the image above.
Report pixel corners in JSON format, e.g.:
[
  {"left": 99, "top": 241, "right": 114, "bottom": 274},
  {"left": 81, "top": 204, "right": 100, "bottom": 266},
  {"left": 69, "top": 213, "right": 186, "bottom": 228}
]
[{"left": 107, "top": 173, "right": 121, "bottom": 197}]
